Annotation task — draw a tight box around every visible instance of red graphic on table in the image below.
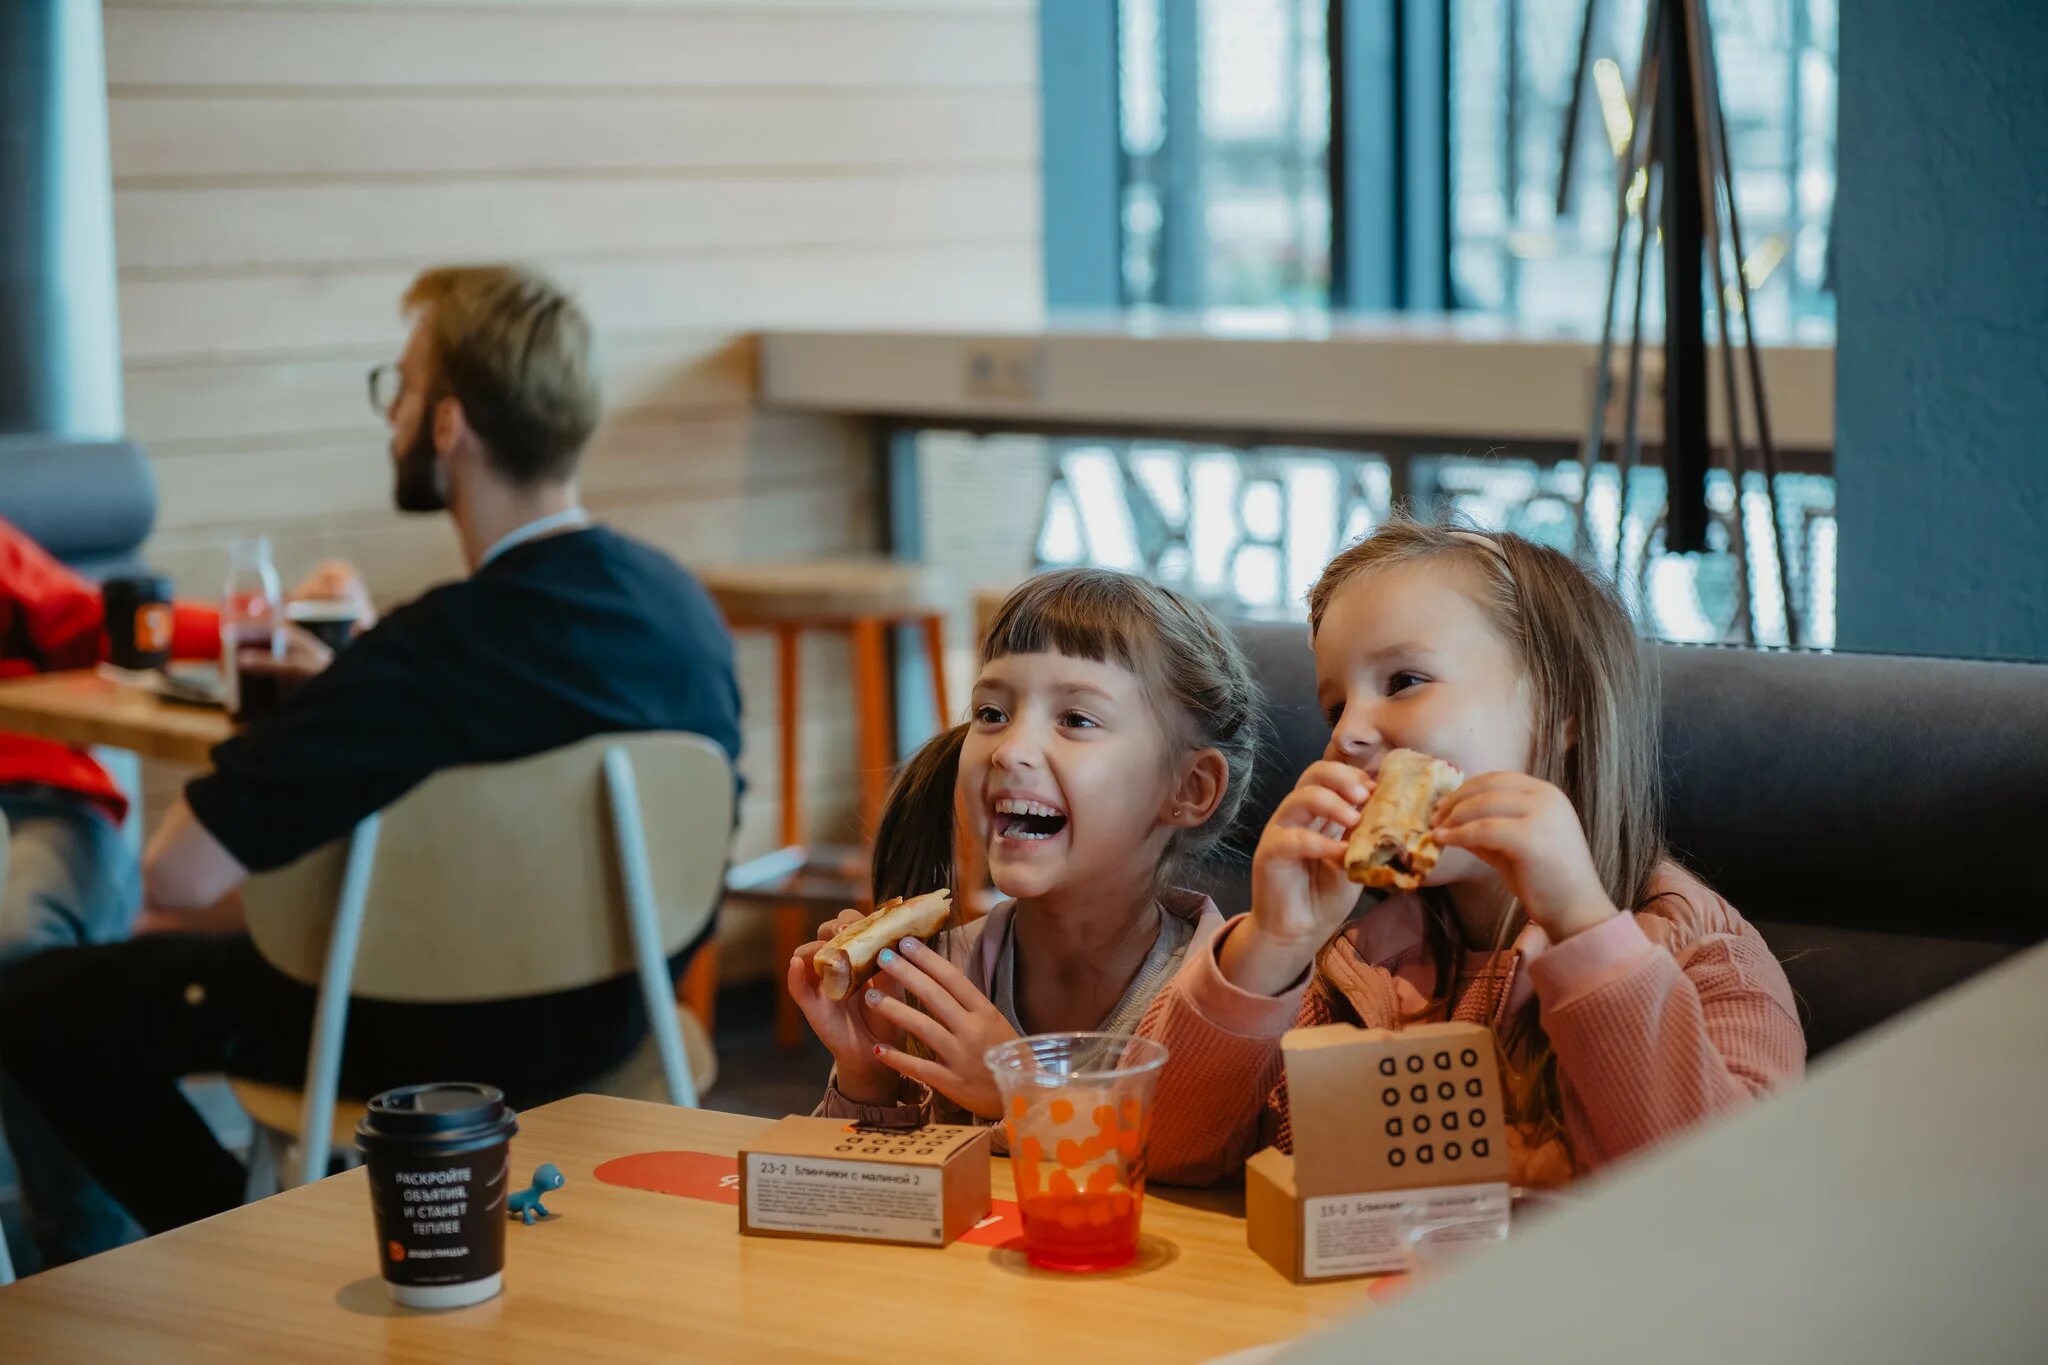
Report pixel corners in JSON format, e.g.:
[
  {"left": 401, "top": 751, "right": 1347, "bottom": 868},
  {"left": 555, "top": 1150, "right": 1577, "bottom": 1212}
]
[{"left": 592, "top": 1150, "right": 1025, "bottom": 1247}]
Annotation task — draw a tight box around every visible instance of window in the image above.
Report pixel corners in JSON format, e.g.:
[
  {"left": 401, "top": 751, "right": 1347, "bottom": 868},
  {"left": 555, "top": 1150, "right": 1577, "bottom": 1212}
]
[
  {"left": 1090, "top": 0, "right": 1838, "bottom": 339},
  {"left": 1119, "top": 0, "right": 1333, "bottom": 309},
  {"left": 1451, "top": 0, "right": 1838, "bottom": 339},
  {"left": 1017, "top": 1, "right": 1842, "bottom": 645},
  {"left": 910, "top": 429, "right": 1836, "bottom": 648}
]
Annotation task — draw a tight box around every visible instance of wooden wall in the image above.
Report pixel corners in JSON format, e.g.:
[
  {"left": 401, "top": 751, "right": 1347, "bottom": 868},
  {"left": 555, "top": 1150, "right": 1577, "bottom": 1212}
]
[{"left": 103, "top": 0, "right": 1043, "bottom": 962}]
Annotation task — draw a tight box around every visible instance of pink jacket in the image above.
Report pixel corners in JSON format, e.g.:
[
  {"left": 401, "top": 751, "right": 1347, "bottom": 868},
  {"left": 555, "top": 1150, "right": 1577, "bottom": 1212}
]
[
  {"left": 815, "top": 889, "right": 1226, "bottom": 1139},
  {"left": 1139, "top": 861, "right": 1805, "bottom": 1186}
]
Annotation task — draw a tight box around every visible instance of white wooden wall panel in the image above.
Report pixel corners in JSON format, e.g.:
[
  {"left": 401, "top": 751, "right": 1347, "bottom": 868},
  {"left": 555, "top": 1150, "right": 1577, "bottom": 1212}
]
[{"left": 105, "top": 0, "right": 1042, "bottom": 977}]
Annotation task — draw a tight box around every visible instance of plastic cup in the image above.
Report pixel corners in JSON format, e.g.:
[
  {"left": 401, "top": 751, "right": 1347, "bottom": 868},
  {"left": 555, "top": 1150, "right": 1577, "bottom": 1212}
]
[
  {"left": 984, "top": 1032, "right": 1168, "bottom": 1272},
  {"left": 1399, "top": 1185, "right": 1562, "bottom": 1277},
  {"left": 1399, "top": 1206, "right": 1509, "bottom": 1275}
]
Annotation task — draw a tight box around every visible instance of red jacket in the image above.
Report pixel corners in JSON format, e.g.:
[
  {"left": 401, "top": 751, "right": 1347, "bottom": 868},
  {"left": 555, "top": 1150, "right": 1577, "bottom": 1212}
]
[{"left": 0, "top": 518, "right": 220, "bottom": 822}]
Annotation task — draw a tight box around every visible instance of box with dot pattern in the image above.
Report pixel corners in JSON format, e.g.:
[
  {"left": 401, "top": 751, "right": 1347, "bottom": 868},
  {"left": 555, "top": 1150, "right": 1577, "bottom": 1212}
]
[
  {"left": 1247, "top": 1021, "right": 1511, "bottom": 1282},
  {"left": 1286, "top": 1020, "right": 1510, "bottom": 1193}
]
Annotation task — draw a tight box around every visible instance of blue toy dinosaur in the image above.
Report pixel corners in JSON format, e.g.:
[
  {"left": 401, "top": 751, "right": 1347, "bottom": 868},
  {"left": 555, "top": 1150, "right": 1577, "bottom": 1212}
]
[{"left": 508, "top": 1163, "right": 565, "bottom": 1225}]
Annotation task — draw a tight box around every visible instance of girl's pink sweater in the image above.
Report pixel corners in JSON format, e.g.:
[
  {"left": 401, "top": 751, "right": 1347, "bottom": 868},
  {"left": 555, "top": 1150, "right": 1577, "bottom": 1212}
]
[{"left": 1138, "top": 861, "right": 1805, "bottom": 1186}]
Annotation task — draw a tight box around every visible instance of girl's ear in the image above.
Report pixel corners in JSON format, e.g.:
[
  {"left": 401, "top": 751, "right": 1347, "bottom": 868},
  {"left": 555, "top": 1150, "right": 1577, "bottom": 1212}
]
[{"left": 1163, "top": 747, "right": 1229, "bottom": 829}]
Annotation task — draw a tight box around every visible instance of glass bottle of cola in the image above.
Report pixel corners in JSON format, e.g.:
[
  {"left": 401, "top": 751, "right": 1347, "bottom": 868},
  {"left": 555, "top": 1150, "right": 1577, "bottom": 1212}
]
[{"left": 222, "top": 537, "right": 284, "bottom": 723}]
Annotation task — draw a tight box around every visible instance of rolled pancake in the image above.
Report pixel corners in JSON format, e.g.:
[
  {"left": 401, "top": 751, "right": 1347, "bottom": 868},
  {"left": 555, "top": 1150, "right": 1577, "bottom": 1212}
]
[
  {"left": 1343, "top": 750, "right": 1464, "bottom": 890},
  {"left": 812, "top": 889, "right": 955, "bottom": 1002}
]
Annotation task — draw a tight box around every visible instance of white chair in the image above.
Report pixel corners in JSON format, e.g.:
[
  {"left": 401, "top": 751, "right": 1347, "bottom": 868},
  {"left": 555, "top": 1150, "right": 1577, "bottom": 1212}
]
[{"left": 230, "top": 733, "right": 733, "bottom": 1190}]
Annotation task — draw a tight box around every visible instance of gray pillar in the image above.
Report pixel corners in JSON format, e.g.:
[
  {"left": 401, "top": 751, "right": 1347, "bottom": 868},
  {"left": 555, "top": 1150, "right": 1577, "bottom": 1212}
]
[
  {"left": 1833, "top": 0, "right": 2048, "bottom": 661},
  {"left": 0, "top": 0, "right": 122, "bottom": 438}
]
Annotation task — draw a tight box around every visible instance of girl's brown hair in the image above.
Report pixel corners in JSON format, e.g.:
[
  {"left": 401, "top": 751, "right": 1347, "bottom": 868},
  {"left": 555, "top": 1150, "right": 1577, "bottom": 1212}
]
[
  {"left": 1306, "top": 516, "right": 1665, "bottom": 1155},
  {"left": 872, "top": 567, "right": 1264, "bottom": 904}
]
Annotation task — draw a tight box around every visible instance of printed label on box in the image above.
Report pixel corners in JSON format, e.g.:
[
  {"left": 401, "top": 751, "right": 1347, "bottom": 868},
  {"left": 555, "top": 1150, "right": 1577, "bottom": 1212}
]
[
  {"left": 1301, "top": 1181, "right": 1510, "bottom": 1279},
  {"left": 744, "top": 1154, "right": 946, "bottom": 1245}
]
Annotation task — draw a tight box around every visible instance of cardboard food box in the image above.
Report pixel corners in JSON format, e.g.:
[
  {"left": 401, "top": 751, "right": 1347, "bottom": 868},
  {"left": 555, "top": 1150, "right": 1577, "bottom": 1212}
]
[
  {"left": 737, "top": 1116, "right": 992, "bottom": 1248},
  {"left": 1247, "top": 1021, "right": 1512, "bottom": 1282}
]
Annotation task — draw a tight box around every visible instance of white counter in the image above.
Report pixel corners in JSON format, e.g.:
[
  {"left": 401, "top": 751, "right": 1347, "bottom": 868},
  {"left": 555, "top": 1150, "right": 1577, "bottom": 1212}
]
[{"left": 758, "top": 313, "right": 1834, "bottom": 457}]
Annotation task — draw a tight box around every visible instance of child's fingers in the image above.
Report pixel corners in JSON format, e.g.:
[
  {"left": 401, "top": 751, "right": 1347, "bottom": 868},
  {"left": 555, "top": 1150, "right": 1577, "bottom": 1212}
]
[
  {"left": 1432, "top": 790, "right": 1532, "bottom": 828},
  {"left": 1432, "top": 817, "right": 1528, "bottom": 859},
  {"left": 785, "top": 956, "right": 842, "bottom": 1032},
  {"left": 863, "top": 990, "right": 956, "bottom": 1060},
  {"left": 1259, "top": 826, "right": 1351, "bottom": 866},
  {"left": 873, "top": 1043, "right": 953, "bottom": 1094},
  {"left": 1436, "top": 770, "right": 1531, "bottom": 809},
  {"left": 874, "top": 946, "right": 969, "bottom": 1029},
  {"left": 1296, "top": 760, "right": 1374, "bottom": 806},
  {"left": 1273, "top": 785, "right": 1363, "bottom": 833},
  {"left": 894, "top": 937, "right": 988, "bottom": 1010}
]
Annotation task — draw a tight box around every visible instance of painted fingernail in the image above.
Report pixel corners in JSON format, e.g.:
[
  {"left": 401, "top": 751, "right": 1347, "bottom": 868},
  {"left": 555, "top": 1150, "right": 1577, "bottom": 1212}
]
[
  {"left": 872, "top": 1044, "right": 887, "bottom": 1057},
  {"left": 865, "top": 988, "right": 883, "bottom": 1005},
  {"left": 899, "top": 937, "right": 920, "bottom": 954},
  {"left": 879, "top": 948, "right": 896, "bottom": 966}
]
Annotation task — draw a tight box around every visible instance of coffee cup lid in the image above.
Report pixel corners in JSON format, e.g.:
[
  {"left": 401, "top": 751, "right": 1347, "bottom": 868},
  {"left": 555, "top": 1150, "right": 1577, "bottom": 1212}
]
[{"left": 357, "top": 1082, "right": 516, "bottom": 1153}]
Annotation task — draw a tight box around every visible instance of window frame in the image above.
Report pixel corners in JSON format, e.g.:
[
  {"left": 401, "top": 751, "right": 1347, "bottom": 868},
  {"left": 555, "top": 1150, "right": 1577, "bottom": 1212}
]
[{"left": 1042, "top": 0, "right": 1452, "bottom": 313}]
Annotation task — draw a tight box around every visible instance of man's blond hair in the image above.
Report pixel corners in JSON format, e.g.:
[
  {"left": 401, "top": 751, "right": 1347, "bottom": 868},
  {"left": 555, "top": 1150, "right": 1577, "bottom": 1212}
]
[{"left": 402, "top": 265, "right": 600, "bottom": 486}]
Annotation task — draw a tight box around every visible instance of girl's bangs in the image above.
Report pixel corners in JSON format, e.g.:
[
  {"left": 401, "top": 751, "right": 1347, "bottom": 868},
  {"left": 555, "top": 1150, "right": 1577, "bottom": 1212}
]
[{"left": 981, "top": 572, "right": 1155, "bottom": 675}]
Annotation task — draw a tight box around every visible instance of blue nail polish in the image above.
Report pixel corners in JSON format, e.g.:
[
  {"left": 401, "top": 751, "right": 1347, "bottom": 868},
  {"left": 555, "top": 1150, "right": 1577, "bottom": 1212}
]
[{"left": 879, "top": 948, "right": 896, "bottom": 966}]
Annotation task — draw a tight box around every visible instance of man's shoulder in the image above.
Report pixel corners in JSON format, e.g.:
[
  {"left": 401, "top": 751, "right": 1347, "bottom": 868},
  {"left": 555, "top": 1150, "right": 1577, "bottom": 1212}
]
[
  {"left": 585, "top": 526, "right": 708, "bottom": 593},
  {"left": 485, "top": 525, "right": 703, "bottom": 597}
]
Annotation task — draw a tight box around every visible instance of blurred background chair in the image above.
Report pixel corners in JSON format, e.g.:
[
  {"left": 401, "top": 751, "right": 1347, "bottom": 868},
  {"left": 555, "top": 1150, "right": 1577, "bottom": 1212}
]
[{"left": 231, "top": 733, "right": 732, "bottom": 1191}]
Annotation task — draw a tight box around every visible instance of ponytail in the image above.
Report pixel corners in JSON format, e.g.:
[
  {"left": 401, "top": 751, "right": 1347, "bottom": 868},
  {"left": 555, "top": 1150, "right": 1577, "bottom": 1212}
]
[{"left": 871, "top": 723, "right": 968, "bottom": 905}]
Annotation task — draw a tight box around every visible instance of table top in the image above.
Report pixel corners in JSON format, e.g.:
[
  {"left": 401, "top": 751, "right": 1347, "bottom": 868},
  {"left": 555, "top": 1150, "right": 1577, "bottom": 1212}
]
[
  {"left": 0, "top": 669, "right": 230, "bottom": 766},
  {"left": 0, "top": 1096, "right": 1368, "bottom": 1363}
]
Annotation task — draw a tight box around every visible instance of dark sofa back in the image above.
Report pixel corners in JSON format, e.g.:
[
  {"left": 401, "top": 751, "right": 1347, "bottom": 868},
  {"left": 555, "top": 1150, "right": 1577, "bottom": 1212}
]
[{"left": 1201, "top": 623, "right": 2048, "bottom": 1056}]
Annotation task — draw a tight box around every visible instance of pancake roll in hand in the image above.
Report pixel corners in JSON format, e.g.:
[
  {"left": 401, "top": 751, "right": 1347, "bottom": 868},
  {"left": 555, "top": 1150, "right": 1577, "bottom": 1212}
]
[
  {"left": 811, "top": 889, "right": 955, "bottom": 1002},
  {"left": 1344, "top": 750, "right": 1464, "bottom": 890}
]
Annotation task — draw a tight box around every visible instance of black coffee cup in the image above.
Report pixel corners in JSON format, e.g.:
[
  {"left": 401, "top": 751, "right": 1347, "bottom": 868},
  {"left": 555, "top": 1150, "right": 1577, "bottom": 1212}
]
[
  {"left": 286, "top": 598, "right": 360, "bottom": 653},
  {"left": 357, "top": 1083, "right": 519, "bottom": 1309},
  {"left": 102, "top": 573, "right": 174, "bottom": 671}
]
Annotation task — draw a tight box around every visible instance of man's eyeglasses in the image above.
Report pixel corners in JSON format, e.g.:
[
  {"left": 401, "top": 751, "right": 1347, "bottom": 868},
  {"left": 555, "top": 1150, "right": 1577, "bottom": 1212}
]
[{"left": 367, "top": 363, "right": 402, "bottom": 416}]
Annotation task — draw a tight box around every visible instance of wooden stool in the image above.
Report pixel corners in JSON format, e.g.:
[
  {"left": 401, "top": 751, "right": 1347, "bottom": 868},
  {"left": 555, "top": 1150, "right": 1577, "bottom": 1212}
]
[{"left": 699, "top": 559, "right": 951, "bottom": 1047}]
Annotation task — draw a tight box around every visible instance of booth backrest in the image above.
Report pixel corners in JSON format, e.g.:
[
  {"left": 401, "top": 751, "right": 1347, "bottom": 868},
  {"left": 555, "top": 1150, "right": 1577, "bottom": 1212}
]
[{"left": 0, "top": 436, "right": 157, "bottom": 578}]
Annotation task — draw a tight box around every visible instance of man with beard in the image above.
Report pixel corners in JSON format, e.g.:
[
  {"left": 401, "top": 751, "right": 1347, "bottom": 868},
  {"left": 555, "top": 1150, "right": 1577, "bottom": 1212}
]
[{"left": 0, "top": 266, "right": 742, "bottom": 1243}]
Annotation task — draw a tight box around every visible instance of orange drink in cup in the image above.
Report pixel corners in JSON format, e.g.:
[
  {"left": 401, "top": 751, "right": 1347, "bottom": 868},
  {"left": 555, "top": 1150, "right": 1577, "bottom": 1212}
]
[{"left": 984, "top": 1032, "right": 1169, "bottom": 1272}]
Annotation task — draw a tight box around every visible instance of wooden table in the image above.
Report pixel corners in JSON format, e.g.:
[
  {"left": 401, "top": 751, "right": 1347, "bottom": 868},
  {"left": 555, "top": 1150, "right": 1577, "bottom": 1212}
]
[
  {"left": 0, "top": 669, "right": 231, "bottom": 767},
  {"left": 0, "top": 1097, "right": 1368, "bottom": 1363}
]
